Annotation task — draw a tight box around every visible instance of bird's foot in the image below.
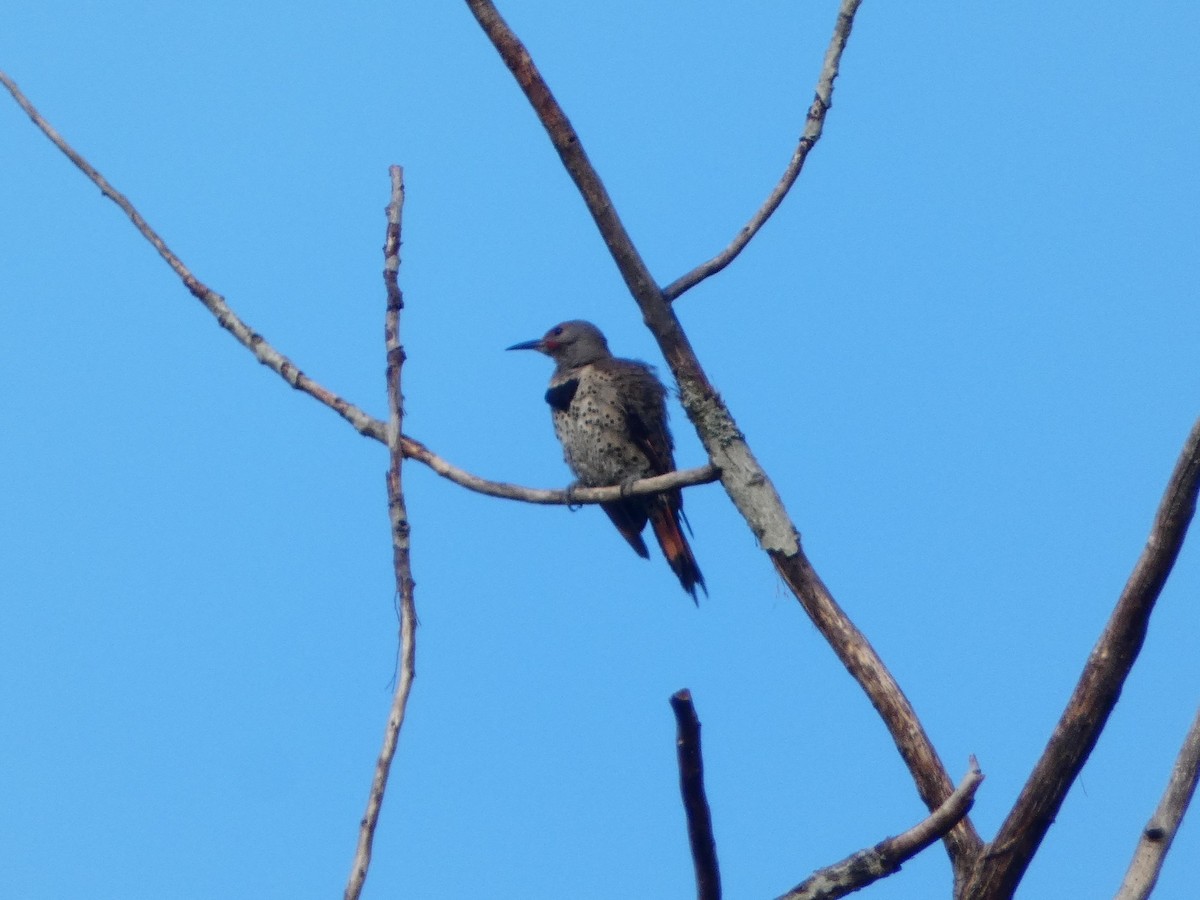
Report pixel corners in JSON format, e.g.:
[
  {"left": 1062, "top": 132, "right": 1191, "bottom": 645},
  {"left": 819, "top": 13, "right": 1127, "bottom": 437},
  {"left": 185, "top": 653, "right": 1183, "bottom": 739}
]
[
  {"left": 618, "top": 475, "right": 641, "bottom": 498},
  {"left": 564, "top": 481, "right": 584, "bottom": 511}
]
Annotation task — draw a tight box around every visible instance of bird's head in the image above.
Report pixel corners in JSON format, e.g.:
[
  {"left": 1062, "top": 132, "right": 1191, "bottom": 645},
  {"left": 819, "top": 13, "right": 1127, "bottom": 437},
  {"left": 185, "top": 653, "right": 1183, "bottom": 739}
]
[{"left": 506, "top": 320, "right": 612, "bottom": 368}]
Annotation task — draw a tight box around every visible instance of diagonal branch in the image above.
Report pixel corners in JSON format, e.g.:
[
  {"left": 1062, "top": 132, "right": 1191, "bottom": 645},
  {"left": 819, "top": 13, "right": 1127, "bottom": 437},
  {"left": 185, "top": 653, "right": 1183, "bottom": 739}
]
[
  {"left": 663, "top": 0, "right": 862, "bottom": 302},
  {"left": 467, "top": 0, "right": 982, "bottom": 872},
  {"left": 0, "top": 68, "right": 387, "bottom": 445},
  {"left": 464, "top": 0, "right": 659, "bottom": 304},
  {"left": 776, "top": 758, "right": 984, "bottom": 900},
  {"left": 670, "top": 690, "right": 722, "bottom": 900},
  {"left": 768, "top": 550, "right": 982, "bottom": 869},
  {"left": 344, "top": 167, "right": 417, "bottom": 900},
  {"left": 960, "top": 417, "right": 1200, "bottom": 899},
  {"left": 1115, "top": 704, "right": 1200, "bottom": 900}
]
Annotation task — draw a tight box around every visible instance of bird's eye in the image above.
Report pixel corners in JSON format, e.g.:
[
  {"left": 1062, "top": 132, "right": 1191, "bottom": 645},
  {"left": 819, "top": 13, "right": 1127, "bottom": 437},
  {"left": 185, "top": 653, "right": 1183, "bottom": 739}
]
[{"left": 551, "top": 326, "right": 563, "bottom": 336}]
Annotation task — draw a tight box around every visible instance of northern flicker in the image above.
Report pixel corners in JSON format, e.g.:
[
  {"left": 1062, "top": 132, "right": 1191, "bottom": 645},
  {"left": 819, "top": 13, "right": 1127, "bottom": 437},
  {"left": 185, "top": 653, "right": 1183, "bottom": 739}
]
[{"left": 507, "top": 320, "right": 706, "bottom": 601}]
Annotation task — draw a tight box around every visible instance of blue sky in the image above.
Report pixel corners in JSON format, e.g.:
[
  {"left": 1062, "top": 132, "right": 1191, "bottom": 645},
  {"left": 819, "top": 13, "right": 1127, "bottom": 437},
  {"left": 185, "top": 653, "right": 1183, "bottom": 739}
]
[{"left": 2, "top": 2, "right": 1198, "bottom": 898}]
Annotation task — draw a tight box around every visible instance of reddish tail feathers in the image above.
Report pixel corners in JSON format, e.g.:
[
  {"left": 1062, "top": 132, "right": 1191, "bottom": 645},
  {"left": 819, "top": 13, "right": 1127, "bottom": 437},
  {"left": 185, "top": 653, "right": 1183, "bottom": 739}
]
[{"left": 647, "top": 500, "right": 706, "bottom": 602}]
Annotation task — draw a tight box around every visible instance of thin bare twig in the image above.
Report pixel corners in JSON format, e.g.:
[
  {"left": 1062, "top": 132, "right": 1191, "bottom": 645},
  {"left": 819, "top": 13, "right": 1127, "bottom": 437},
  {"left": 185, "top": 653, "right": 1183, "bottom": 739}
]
[
  {"left": 401, "top": 433, "right": 719, "bottom": 503},
  {"left": 663, "top": 0, "right": 863, "bottom": 302},
  {"left": 0, "top": 68, "right": 387, "bottom": 444},
  {"left": 776, "top": 758, "right": 984, "bottom": 900},
  {"left": 1115, "top": 704, "right": 1200, "bottom": 900},
  {"left": 344, "top": 167, "right": 417, "bottom": 900},
  {"left": 466, "top": 0, "right": 981, "bottom": 870},
  {"left": 670, "top": 690, "right": 721, "bottom": 900},
  {"left": 960, "top": 418, "right": 1200, "bottom": 899}
]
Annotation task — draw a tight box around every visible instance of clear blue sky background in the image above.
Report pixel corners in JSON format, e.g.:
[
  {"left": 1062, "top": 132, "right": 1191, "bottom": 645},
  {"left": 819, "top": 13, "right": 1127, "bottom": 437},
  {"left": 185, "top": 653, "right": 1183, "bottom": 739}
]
[{"left": 2, "top": 2, "right": 1198, "bottom": 898}]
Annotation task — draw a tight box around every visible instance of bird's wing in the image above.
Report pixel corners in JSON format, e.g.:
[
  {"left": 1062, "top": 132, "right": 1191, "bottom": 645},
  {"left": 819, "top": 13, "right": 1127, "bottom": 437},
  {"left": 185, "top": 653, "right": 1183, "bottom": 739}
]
[{"left": 611, "top": 360, "right": 675, "bottom": 476}]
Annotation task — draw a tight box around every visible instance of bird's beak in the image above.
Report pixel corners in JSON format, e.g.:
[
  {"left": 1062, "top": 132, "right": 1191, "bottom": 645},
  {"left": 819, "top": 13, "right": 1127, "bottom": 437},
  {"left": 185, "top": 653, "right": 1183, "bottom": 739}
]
[{"left": 505, "top": 338, "right": 544, "bottom": 352}]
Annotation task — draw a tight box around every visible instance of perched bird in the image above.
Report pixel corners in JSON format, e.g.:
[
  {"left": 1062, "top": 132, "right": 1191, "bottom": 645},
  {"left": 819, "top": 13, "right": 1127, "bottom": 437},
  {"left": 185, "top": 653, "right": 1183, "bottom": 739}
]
[{"left": 507, "top": 320, "right": 706, "bottom": 601}]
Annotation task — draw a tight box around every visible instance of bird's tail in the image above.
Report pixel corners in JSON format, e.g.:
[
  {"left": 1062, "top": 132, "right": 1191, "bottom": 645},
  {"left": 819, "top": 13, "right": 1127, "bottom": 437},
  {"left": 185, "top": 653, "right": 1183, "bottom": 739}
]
[
  {"left": 601, "top": 500, "right": 650, "bottom": 559},
  {"left": 647, "top": 499, "right": 706, "bottom": 603}
]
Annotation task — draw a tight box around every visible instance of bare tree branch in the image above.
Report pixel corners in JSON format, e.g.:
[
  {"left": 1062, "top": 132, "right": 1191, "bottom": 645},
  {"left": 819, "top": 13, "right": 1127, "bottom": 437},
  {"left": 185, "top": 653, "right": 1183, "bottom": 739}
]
[
  {"left": 670, "top": 690, "right": 721, "bottom": 900},
  {"left": 464, "top": 1, "right": 660, "bottom": 305},
  {"left": 0, "top": 68, "right": 387, "bottom": 444},
  {"left": 662, "top": 0, "right": 863, "bottom": 302},
  {"left": 960, "top": 418, "right": 1200, "bottom": 899},
  {"left": 776, "top": 758, "right": 985, "bottom": 900},
  {"left": 344, "top": 167, "right": 417, "bottom": 900},
  {"left": 401, "top": 433, "right": 719, "bottom": 503},
  {"left": 1115, "top": 704, "right": 1200, "bottom": 900},
  {"left": 769, "top": 552, "right": 983, "bottom": 872},
  {"left": 466, "top": 0, "right": 982, "bottom": 870}
]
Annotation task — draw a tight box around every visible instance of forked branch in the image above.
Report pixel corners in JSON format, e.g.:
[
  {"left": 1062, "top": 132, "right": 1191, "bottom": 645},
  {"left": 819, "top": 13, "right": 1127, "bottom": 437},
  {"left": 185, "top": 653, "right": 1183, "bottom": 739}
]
[
  {"left": 663, "top": 0, "right": 863, "bottom": 302},
  {"left": 959, "top": 418, "right": 1200, "bottom": 898}
]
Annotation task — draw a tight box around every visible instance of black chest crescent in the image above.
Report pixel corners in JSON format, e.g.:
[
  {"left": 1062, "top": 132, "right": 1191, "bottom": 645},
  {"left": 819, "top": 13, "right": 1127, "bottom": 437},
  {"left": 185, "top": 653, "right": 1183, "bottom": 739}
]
[{"left": 544, "top": 378, "right": 580, "bottom": 412}]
